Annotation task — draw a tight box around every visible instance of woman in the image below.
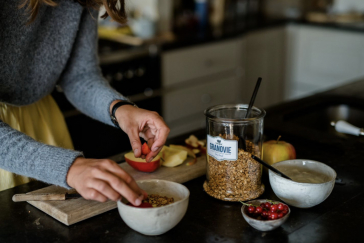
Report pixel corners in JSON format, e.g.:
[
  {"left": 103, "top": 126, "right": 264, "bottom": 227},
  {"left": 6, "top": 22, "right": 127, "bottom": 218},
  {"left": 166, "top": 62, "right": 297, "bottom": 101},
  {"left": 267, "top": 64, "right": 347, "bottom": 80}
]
[{"left": 0, "top": 0, "right": 170, "bottom": 206}]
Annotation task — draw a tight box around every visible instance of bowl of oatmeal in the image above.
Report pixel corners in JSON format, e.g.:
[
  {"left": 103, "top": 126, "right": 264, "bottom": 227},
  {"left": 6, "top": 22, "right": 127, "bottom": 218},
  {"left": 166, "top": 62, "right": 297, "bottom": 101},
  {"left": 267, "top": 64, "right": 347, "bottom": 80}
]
[
  {"left": 269, "top": 159, "right": 336, "bottom": 208},
  {"left": 117, "top": 179, "right": 190, "bottom": 235}
]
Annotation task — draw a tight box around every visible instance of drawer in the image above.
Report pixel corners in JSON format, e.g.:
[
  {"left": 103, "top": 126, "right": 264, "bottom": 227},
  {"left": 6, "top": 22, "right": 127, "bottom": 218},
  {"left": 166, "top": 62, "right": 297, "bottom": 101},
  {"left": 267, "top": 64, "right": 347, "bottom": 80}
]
[
  {"left": 163, "top": 77, "right": 237, "bottom": 123},
  {"left": 162, "top": 39, "right": 239, "bottom": 86}
]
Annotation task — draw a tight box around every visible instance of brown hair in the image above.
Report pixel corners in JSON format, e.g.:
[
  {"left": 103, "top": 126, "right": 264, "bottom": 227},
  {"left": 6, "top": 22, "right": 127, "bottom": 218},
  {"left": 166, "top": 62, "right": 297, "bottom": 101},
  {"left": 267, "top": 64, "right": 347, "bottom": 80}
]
[{"left": 21, "top": 0, "right": 126, "bottom": 24}]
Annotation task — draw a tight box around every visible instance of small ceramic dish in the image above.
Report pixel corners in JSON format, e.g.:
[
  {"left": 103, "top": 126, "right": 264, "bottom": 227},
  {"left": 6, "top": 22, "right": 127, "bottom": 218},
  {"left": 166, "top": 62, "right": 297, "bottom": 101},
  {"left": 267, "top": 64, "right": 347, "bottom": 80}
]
[
  {"left": 269, "top": 159, "right": 336, "bottom": 208},
  {"left": 241, "top": 199, "right": 290, "bottom": 231},
  {"left": 117, "top": 179, "right": 190, "bottom": 236}
]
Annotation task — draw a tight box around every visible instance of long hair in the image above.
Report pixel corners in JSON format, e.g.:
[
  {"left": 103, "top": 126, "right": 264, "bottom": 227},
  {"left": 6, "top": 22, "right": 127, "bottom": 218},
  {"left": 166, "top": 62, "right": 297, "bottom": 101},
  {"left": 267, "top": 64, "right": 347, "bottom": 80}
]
[{"left": 20, "top": 0, "right": 126, "bottom": 24}]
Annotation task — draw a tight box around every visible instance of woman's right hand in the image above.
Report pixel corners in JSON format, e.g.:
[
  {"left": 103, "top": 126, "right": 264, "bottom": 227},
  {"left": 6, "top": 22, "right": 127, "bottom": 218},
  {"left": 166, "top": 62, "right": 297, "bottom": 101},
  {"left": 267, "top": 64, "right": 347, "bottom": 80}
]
[{"left": 66, "top": 157, "right": 147, "bottom": 205}]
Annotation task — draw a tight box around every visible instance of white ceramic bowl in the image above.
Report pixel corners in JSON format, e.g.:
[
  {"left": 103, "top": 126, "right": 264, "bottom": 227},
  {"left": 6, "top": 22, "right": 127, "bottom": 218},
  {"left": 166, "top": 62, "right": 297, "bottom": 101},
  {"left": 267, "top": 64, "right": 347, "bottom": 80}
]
[
  {"left": 241, "top": 199, "right": 290, "bottom": 231},
  {"left": 117, "top": 179, "right": 190, "bottom": 236},
  {"left": 269, "top": 159, "right": 336, "bottom": 208}
]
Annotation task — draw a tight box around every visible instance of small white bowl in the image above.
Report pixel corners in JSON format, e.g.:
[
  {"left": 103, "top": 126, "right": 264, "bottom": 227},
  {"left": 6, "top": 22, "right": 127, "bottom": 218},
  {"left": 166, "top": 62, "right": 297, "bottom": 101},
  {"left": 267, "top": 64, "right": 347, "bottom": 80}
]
[
  {"left": 117, "top": 179, "right": 190, "bottom": 236},
  {"left": 269, "top": 159, "right": 336, "bottom": 208},
  {"left": 241, "top": 199, "right": 290, "bottom": 231}
]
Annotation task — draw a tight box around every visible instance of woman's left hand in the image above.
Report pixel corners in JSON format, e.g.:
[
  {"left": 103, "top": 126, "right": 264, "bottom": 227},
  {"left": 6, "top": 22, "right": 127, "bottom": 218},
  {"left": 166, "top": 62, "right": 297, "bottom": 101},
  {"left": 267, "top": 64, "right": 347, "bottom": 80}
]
[{"left": 114, "top": 104, "right": 170, "bottom": 162}]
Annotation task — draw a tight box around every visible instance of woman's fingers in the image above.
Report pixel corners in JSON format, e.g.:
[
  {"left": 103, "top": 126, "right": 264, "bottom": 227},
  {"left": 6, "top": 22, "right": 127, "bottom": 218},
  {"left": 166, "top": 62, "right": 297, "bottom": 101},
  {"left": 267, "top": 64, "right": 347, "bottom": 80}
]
[
  {"left": 149, "top": 118, "right": 170, "bottom": 151},
  {"left": 100, "top": 160, "right": 147, "bottom": 200},
  {"left": 114, "top": 106, "right": 170, "bottom": 161},
  {"left": 126, "top": 127, "right": 142, "bottom": 158},
  {"left": 91, "top": 168, "right": 143, "bottom": 205},
  {"left": 80, "top": 187, "right": 108, "bottom": 203},
  {"left": 85, "top": 177, "right": 121, "bottom": 201},
  {"left": 146, "top": 127, "right": 170, "bottom": 162},
  {"left": 67, "top": 158, "right": 146, "bottom": 205}
]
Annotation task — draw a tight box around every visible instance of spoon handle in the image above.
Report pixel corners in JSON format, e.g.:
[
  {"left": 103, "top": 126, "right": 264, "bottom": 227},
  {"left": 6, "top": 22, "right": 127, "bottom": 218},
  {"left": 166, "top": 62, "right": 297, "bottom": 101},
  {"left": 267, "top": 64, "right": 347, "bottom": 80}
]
[{"left": 251, "top": 155, "right": 293, "bottom": 180}]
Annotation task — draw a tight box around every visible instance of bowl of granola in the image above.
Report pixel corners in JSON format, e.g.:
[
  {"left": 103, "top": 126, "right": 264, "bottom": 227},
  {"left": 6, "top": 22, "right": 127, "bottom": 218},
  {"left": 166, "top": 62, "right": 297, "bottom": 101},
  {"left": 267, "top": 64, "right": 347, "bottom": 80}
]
[{"left": 117, "top": 179, "right": 190, "bottom": 236}]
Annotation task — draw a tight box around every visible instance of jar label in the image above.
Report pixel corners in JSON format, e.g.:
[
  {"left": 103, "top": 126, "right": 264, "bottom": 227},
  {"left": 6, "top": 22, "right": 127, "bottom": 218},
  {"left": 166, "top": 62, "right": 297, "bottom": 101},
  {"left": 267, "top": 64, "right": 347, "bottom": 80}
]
[{"left": 207, "top": 135, "right": 238, "bottom": 161}]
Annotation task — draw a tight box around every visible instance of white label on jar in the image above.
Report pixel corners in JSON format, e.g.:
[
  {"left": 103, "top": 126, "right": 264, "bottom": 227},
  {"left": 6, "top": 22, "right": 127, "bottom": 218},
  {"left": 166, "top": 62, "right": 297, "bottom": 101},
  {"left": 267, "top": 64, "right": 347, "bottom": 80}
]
[{"left": 207, "top": 135, "right": 238, "bottom": 161}]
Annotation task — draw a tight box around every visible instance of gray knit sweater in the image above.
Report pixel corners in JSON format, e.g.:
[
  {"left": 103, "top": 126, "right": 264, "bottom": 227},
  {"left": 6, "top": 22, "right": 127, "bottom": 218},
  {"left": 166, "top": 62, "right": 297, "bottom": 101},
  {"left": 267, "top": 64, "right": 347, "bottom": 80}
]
[{"left": 0, "top": 0, "right": 127, "bottom": 188}]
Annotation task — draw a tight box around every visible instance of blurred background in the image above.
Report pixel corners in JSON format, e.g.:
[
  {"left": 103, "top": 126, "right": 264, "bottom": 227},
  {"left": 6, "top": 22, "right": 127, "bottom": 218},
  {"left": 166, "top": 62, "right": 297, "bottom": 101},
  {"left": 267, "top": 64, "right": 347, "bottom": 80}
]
[{"left": 53, "top": 0, "right": 364, "bottom": 158}]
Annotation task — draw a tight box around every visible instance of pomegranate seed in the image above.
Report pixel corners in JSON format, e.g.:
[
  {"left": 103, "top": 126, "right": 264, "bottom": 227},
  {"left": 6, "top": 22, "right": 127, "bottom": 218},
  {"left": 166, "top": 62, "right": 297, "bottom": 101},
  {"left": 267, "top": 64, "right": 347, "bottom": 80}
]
[
  {"left": 255, "top": 206, "right": 263, "bottom": 214},
  {"left": 270, "top": 205, "right": 278, "bottom": 212},
  {"left": 248, "top": 206, "right": 255, "bottom": 214},
  {"left": 277, "top": 203, "right": 285, "bottom": 211},
  {"left": 264, "top": 202, "right": 271, "bottom": 209},
  {"left": 270, "top": 212, "right": 278, "bottom": 220}
]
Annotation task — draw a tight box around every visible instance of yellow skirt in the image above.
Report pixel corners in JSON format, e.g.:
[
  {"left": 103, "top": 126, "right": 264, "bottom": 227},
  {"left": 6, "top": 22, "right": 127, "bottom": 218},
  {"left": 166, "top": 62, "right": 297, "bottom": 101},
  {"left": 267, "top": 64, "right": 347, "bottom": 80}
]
[{"left": 0, "top": 95, "right": 74, "bottom": 191}]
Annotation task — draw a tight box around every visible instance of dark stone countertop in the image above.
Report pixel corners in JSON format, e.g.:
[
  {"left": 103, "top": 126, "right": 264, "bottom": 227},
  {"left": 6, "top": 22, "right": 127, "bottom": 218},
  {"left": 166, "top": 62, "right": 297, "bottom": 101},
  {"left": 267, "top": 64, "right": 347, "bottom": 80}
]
[
  {"left": 2, "top": 78, "right": 364, "bottom": 242},
  {"left": 99, "top": 16, "right": 364, "bottom": 58}
]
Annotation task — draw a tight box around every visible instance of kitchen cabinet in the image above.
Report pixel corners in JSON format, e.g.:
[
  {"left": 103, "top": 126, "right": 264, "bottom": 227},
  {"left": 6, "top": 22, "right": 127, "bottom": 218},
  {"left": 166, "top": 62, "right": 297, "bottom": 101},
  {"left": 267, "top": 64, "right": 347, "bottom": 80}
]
[
  {"left": 245, "top": 26, "right": 286, "bottom": 109},
  {"left": 162, "top": 23, "right": 364, "bottom": 138},
  {"left": 162, "top": 39, "right": 244, "bottom": 137},
  {"left": 285, "top": 25, "right": 364, "bottom": 100}
]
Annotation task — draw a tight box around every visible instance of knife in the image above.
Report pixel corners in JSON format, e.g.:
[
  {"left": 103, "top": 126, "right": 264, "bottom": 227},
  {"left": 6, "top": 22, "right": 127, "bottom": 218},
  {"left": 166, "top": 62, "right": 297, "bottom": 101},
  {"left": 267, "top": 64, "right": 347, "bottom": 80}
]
[{"left": 12, "top": 193, "right": 82, "bottom": 202}]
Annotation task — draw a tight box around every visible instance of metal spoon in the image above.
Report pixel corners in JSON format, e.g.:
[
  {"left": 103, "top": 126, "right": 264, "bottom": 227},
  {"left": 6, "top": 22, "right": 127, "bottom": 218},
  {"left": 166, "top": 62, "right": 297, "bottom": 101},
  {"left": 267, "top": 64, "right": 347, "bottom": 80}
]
[
  {"left": 251, "top": 155, "right": 293, "bottom": 180},
  {"left": 239, "top": 77, "right": 262, "bottom": 151}
]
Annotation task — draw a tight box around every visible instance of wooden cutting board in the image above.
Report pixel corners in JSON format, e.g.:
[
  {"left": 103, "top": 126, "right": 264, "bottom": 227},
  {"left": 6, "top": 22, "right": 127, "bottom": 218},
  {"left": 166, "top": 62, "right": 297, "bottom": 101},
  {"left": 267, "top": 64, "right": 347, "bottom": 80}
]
[{"left": 26, "top": 155, "right": 206, "bottom": 226}]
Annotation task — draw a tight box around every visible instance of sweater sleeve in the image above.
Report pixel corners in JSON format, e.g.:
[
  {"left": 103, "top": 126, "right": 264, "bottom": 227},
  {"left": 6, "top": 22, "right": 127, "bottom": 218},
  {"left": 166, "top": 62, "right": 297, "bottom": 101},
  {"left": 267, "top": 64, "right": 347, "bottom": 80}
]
[
  {"left": 58, "top": 9, "right": 127, "bottom": 127},
  {"left": 0, "top": 120, "right": 83, "bottom": 188}
]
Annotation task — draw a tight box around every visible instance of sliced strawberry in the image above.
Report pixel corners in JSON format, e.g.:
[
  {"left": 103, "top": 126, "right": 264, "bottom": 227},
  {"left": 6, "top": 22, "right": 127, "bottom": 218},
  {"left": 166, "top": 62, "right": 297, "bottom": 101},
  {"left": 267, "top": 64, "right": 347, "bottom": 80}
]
[
  {"left": 127, "top": 202, "right": 153, "bottom": 208},
  {"left": 141, "top": 142, "right": 151, "bottom": 155}
]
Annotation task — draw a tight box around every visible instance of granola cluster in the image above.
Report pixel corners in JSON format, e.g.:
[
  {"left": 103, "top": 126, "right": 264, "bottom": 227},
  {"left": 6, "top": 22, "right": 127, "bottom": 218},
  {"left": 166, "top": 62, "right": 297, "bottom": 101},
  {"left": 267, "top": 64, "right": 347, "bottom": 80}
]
[
  {"left": 203, "top": 135, "right": 264, "bottom": 201},
  {"left": 143, "top": 194, "right": 175, "bottom": 207}
]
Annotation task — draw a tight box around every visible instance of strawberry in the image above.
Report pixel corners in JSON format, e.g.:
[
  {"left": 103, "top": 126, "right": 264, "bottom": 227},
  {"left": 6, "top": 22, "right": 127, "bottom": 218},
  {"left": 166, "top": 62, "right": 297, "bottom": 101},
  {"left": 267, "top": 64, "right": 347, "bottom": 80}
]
[
  {"left": 127, "top": 202, "right": 153, "bottom": 208},
  {"left": 141, "top": 142, "right": 151, "bottom": 155}
]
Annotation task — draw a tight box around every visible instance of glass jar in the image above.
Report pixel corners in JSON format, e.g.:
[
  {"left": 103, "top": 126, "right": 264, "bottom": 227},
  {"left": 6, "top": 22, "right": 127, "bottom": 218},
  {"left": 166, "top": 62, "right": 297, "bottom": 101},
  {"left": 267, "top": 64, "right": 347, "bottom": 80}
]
[{"left": 203, "top": 104, "right": 266, "bottom": 201}]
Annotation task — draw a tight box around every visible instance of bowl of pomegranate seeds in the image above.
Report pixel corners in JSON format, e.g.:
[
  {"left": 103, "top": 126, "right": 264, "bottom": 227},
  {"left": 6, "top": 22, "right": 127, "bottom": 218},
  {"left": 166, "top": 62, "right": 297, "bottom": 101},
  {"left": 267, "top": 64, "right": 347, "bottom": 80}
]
[{"left": 241, "top": 199, "right": 290, "bottom": 231}]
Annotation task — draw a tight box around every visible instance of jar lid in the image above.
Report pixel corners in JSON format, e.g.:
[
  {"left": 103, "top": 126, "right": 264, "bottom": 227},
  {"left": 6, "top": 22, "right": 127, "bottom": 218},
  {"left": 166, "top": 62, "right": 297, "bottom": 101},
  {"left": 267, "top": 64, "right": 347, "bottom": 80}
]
[{"left": 204, "top": 104, "right": 266, "bottom": 123}]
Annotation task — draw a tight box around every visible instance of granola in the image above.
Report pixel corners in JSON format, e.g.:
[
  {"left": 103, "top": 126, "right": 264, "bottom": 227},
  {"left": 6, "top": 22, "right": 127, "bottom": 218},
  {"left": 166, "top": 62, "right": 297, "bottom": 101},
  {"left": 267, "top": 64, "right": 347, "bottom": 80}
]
[
  {"left": 143, "top": 194, "right": 175, "bottom": 207},
  {"left": 203, "top": 134, "right": 264, "bottom": 201}
]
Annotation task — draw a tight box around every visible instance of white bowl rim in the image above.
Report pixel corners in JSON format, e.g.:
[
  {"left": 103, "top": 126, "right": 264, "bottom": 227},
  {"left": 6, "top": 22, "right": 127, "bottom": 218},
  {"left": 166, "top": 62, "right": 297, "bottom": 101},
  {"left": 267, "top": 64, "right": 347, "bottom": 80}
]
[
  {"left": 270, "top": 159, "right": 337, "bottom": 186},
  {"left": 118, "top": 179, "right": 190, "bottom": 210},
  {"left": 241, "top": 199, "right": 290, "bottom": 222}
]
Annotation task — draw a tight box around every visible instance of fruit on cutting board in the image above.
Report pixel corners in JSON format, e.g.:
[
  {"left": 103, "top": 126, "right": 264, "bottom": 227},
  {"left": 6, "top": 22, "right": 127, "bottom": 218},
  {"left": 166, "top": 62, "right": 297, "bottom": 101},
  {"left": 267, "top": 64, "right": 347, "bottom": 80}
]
[
  {"left": 185, "top": 135, "right": 207, "bottom": 155},
  {"left": 169, "top": 145, "right": 197, "bottom": 166},
  {"left": 124, "top": 152, "right": 161, "bottom": 172},
  {"left": 262, "top": 136, "right": 296, "bottom": 165},
  {"left": 141, "top": 142, "right": 151, "bottom": 155},
  {"left": 185, "top": 135, "right": 205, "bottom": 148},
  {"left": 160, "top": 147, "right": 188, "bottom": 167},
  {"left": 169, "top": 145, "right": 195, "bottom": 158}
]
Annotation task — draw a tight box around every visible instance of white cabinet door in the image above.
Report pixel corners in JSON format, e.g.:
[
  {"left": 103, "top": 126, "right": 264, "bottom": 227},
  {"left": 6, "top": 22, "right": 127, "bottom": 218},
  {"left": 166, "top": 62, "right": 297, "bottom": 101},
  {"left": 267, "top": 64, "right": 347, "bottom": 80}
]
[
  {"left": 286, "top": 25, "right": 364, "bottom": 100},
  {"left": 162, "top": 39, "right": 244, "bottom": 137},
  {"left": 162, "top": 39, "right": 240, "bottom": 87},
  {"left": 245, "top": 27, "right": 286, "bottom": 109},
  {"left": 164, "top": 77, "right": 239, "bottom": 137}
]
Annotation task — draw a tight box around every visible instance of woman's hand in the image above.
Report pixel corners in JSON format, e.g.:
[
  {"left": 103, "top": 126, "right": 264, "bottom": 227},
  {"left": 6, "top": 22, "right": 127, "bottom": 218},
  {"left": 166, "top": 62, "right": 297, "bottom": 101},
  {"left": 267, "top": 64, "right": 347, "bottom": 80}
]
[
  {"left": 113, "top": 104, "right": 170, "bottom": 162},
  {"left": 67, "top": 157, "right": 147, "bottom": 204}
]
